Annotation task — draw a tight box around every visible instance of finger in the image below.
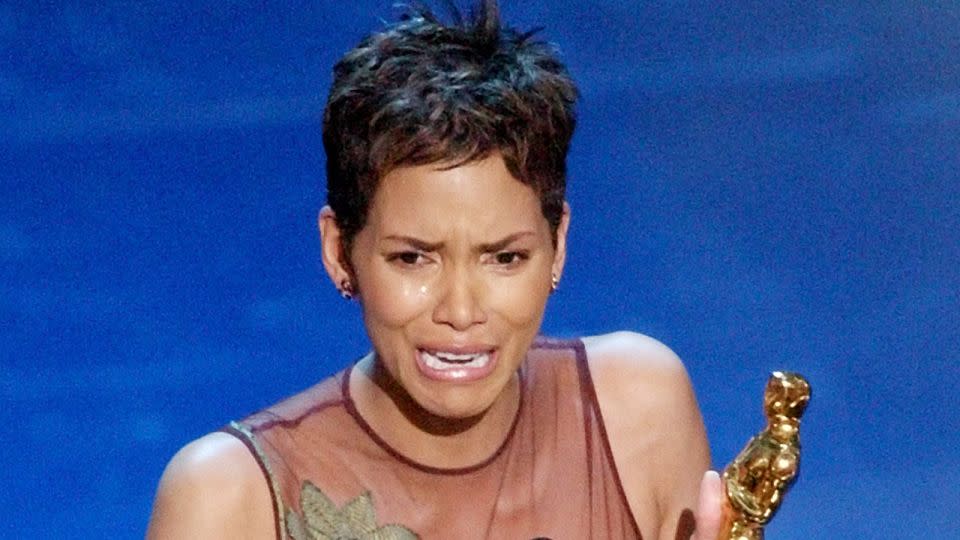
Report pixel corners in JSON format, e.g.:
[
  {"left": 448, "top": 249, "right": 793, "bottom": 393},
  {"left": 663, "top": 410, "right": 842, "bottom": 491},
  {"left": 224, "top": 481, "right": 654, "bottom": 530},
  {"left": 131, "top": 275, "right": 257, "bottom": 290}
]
[{"left": 695, "top": 470, "right": 723, "bottom": 540}]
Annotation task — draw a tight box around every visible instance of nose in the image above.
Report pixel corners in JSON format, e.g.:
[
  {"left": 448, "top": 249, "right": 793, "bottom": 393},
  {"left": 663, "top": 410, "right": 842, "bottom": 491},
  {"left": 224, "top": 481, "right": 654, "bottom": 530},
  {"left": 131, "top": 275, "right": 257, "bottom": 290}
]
[{"left": 432, "top": 267, "right": 487, "bottom": 331}]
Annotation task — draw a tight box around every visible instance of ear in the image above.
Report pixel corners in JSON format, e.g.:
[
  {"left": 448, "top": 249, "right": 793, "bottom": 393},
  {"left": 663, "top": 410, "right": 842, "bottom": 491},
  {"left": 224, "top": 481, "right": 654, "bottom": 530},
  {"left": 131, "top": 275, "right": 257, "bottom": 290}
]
[
  {"left": 551, "top": 201, "right": 571, "bottom": 281},
  {"left": 318, "top": 206, "right": 354, "bottom": 292}
]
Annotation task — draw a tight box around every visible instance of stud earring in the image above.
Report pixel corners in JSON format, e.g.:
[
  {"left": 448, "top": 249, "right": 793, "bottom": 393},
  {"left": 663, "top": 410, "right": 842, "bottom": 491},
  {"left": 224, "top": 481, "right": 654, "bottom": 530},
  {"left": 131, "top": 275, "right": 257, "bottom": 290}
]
[
  {"left": 550, "top": 273, "right": 560, "bottom": 293},
  {"left": 339, "top": 278, "right": 355, "bottom": 300}
]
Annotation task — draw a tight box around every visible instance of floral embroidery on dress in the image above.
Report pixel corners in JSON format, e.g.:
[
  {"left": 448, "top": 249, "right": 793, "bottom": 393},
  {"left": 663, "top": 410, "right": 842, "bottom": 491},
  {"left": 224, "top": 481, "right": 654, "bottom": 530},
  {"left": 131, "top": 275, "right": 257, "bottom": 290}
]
[{"left": 286, "top": 481, "right": 419, "bottom": 540}]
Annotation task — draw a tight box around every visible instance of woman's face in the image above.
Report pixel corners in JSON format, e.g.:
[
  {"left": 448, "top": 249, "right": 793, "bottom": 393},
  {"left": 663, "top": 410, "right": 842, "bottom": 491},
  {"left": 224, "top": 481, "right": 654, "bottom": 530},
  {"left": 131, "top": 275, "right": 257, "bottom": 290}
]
[{"left": 327, "top": 153, "right": 568, "bottom": 420}]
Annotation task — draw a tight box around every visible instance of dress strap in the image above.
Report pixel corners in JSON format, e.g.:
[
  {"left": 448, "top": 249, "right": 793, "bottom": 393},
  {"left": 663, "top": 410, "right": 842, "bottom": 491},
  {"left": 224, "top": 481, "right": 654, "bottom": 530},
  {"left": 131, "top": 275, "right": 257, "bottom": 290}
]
[{"left": 221, "top": 421, "right": 287, "bottom": 540}]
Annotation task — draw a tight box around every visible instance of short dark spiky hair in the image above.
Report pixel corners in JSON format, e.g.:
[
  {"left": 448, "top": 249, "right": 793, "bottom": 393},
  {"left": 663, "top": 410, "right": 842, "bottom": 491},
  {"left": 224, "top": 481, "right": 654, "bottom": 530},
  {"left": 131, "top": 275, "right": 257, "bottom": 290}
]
[{"left": 323, "top": 0, "right": 578, "bottom": 248}]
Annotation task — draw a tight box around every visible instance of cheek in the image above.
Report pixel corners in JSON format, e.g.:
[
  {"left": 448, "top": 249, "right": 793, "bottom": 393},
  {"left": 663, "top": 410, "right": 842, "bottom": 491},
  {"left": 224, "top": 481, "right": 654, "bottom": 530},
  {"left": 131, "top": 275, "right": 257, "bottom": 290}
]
[
  {"left": 487, "top": 273, "right": 551, "bottom": 327},
  {"left": 360, "top": 269, "right": 434, "bottom": 330}
]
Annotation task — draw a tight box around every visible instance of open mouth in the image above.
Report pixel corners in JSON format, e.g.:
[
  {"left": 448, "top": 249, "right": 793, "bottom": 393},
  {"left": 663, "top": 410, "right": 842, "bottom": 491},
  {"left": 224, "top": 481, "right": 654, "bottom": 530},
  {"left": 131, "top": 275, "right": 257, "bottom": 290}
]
[
  {"left": 416, "top": 348, "right": 498, "bottom": 382},
  {"left": 421, "top": 350, "right": 490, "bottom": 369}
]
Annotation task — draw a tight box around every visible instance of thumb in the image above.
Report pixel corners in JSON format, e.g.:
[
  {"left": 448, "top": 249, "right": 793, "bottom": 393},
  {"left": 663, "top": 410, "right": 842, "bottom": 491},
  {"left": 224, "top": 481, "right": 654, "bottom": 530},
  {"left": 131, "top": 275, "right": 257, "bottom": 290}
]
[{"left": 695, "top": 470, "right": 723, "bottom": 540}]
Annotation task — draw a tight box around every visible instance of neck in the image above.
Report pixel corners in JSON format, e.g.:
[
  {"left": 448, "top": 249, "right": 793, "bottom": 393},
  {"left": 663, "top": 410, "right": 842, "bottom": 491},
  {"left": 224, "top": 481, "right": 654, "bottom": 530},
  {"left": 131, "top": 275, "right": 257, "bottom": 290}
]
[
  {"left": 369, "top": 356, "right": 487, "bottom": 436},
  {"left": 350, "top": 353, "right": 521, "bottom": 469}
]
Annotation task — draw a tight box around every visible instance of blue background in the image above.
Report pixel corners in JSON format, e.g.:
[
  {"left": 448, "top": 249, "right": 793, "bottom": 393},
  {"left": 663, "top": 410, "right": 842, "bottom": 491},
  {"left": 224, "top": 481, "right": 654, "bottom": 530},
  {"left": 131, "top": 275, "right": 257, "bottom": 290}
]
[{"left": 2, "top": 1, "right": 958, "bottom": 537}]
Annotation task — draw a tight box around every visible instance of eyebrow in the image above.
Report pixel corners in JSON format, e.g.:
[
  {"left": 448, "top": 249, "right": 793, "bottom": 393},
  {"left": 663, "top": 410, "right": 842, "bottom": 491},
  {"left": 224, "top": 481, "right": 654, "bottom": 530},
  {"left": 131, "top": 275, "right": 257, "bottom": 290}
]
[
  {"left": 383, "top": 231, "right": 536, "bottom": 253},
  {"left": 477, "top": 232, "right": 536, "bottom": 252},
  {"left": 383, "top": 235, "right": 443, "bottom": 252}
]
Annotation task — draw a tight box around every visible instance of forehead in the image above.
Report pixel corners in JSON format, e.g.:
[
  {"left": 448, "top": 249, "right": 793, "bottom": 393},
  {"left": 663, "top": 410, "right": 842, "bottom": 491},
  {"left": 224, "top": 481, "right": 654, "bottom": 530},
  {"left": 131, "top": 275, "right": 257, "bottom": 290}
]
[{"left": 366, "top": 155, "right": 549, "bottom": 237}]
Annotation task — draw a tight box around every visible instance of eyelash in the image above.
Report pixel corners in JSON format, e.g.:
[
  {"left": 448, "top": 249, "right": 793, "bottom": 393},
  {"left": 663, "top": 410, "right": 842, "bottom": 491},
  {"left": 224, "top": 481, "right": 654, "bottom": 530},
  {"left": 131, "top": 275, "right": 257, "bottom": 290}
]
[
  {"left": 387, "top": 251, "right": 428, "bottom": 266},
  {"left": 491, "top": 251, "right": 529, "bottom": 267}
]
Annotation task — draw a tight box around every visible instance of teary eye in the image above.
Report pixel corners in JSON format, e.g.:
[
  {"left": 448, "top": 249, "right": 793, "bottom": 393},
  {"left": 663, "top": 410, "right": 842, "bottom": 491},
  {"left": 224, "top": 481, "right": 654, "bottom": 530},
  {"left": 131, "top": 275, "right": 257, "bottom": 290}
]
[
  {"left": 387, "top": 251, "right": 426, "bottom": 266},
  {"left": 494, "top": 251, "right": 529, "bottom": 265},
  {"left": 495, "top": 252, "right": 518, "bottom": 264},
  {"left": 397, "top": 252, "right": 422, "bottom": 265}
]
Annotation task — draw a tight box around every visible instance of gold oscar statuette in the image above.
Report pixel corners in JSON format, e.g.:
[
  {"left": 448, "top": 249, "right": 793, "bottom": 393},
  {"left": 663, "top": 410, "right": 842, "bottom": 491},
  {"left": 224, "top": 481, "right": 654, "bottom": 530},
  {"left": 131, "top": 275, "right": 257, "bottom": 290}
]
[{"left": 719, "top": 371, "right": 811, "bottom": 540}]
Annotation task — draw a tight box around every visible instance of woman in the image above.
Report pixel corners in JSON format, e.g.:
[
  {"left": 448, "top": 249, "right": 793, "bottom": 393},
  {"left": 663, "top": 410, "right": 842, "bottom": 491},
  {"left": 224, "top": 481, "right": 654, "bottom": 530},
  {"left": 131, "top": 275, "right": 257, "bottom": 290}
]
[{"left": 148, "top": 1, "right": 723, "bottom": 538}]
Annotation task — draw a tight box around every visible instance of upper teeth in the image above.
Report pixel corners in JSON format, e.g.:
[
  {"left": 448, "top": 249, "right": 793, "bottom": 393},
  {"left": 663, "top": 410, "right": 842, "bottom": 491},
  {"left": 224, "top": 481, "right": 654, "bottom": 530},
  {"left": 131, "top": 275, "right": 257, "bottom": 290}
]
[
  {"left": 422, "top": 350, "right": 490, "bottom": 370},
  {"left": 435, "top": 351, "right": 479, "bottom": 361}
]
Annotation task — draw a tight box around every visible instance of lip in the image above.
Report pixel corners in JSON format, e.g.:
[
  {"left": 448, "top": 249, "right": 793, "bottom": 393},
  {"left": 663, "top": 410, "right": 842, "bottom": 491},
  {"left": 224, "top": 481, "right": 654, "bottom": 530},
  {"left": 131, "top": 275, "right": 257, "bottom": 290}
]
[
  {"left": 415, "top": 347, "right": 499, "bottom": 383},
  {"left": 418, "top": 341, "right": 497, "bottom": 355}
]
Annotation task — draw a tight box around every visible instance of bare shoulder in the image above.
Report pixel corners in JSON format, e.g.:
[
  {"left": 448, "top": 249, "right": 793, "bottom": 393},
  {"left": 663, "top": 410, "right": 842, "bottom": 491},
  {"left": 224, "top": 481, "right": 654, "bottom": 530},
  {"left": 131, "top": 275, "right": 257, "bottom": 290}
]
[
  {"left": 582, "top": 331, "right": 687, "bottom": 379},
  {"left": 582, "top": 331, "right": 695, "bottom": 417},
  {"left": 582, "top": 330, "right": 703, "bottom": 437},
  {"left": 582, "top": 331, "right": 710, "bottom": 537},
  {"left": 147, "top": 431, "right": 275, "bottom": 539}
]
